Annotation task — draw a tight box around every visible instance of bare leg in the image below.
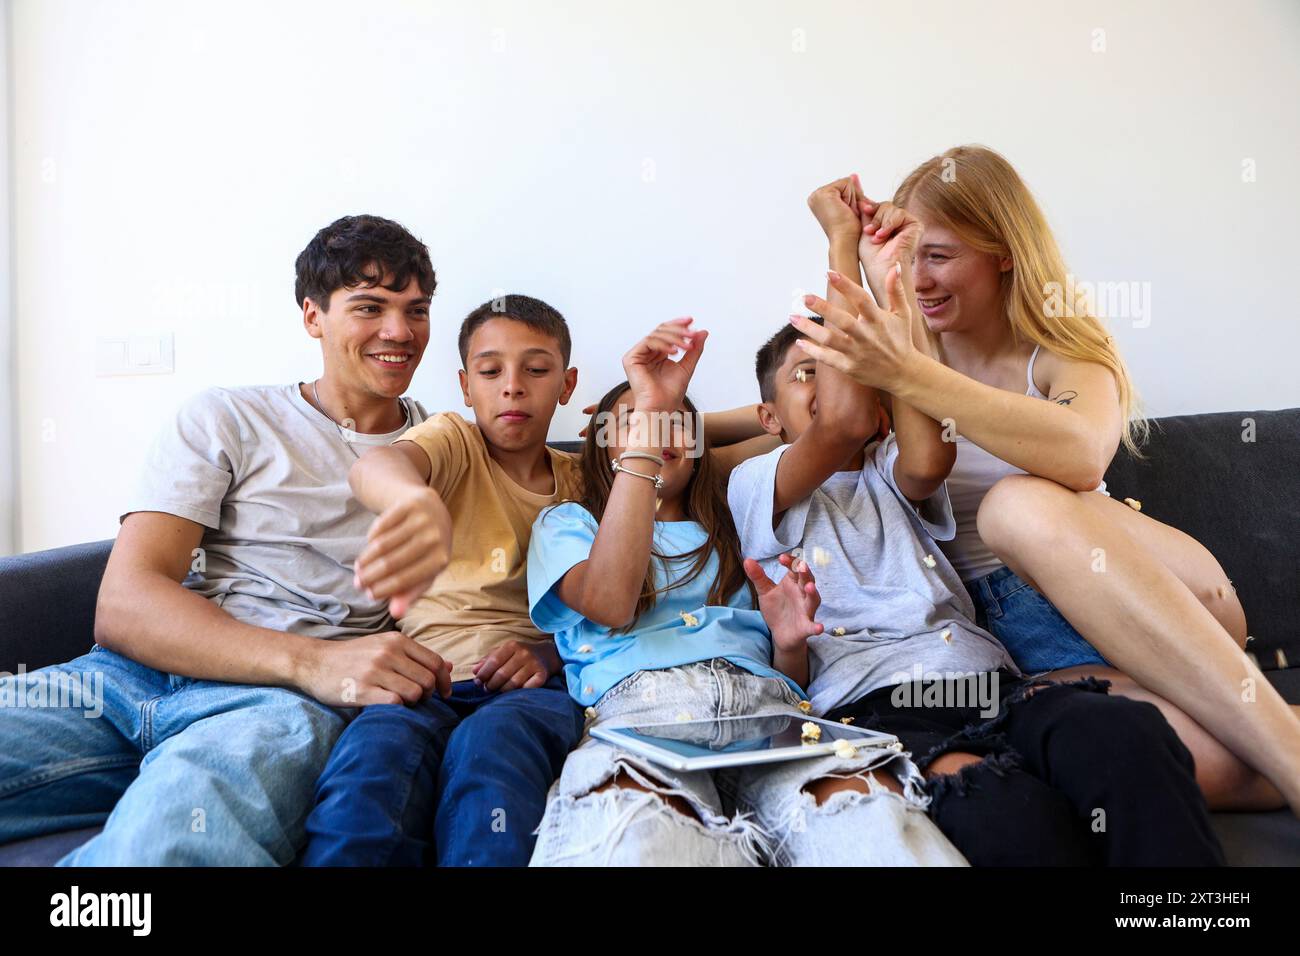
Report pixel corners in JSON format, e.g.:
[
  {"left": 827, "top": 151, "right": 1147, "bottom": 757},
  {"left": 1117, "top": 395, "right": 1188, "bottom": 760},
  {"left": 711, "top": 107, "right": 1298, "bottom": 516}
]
[
  {"left": 1078, "top": 493, "right": 1247, "bottom": 647},
  {"left": 978, "top": 474, "right": 1300, "bottom": 814},
  {"left": 595, "top": 770, "right": 701, "bottom": 820},
  {"left": 803, "top": 765, "right": 903, "bottom": 804}
]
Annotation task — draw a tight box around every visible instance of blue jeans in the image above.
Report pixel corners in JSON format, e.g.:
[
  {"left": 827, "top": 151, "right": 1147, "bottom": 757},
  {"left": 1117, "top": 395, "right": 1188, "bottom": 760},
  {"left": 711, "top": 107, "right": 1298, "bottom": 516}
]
[
  {"left": 0, "top": 645, "right": 346, "bottom": 865},
  {"left": 300, "top": 675, "right": 584, "bottom": 867},
  {"left": 965, "top": 566, "right": 1108, "bottom": 674}
]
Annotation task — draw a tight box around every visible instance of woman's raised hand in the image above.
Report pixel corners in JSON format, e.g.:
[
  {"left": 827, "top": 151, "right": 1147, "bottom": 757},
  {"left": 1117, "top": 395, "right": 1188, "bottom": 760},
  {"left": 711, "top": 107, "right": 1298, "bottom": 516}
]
[
  {"left": 621, "top": 317, "right": 708, "bottom": 413},
  {"left": 858, "top": 196, "right": 924, "bottom": 298},
  {"left": 789, "top": 264, "right": 918, "bottom": 393}
]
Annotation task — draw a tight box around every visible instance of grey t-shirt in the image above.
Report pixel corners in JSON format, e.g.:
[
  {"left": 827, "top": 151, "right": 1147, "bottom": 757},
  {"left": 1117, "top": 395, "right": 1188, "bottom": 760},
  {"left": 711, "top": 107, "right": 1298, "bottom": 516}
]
[
  {"left": 727, "top": 436, "right": 1016, "bottom": 714},
  {"left": 124, "top": 383, "right": 428, "bottom": 640}
]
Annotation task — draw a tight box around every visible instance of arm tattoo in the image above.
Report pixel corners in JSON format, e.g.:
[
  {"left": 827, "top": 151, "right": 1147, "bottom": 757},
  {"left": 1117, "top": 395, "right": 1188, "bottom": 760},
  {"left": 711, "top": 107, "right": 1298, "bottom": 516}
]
[{"left": 1050, "top": 390, "right": 1078, "bottom": 406}]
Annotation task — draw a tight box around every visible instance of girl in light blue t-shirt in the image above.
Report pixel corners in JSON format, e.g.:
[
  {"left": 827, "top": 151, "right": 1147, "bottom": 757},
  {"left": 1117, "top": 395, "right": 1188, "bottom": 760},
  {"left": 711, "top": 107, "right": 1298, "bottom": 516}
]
[{"left": 525, "top": 320, "right": 964, "bottom": 867}]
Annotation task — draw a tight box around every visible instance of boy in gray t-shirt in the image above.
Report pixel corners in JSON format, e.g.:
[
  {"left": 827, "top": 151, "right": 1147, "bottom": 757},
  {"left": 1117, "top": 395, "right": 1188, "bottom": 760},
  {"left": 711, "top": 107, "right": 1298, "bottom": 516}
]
[
  {"left": 729, "top": 434, "right": 1013, "bottom": 715},
  {"left": 726, "top": 315, "right": 1014, "bottom": 716}
]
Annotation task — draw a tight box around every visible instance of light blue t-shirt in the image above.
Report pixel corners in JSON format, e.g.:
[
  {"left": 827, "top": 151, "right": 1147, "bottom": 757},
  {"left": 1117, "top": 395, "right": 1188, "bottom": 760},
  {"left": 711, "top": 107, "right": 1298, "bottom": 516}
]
[{"left": 527, "top": 501, "right": 806, "bottom": 707}]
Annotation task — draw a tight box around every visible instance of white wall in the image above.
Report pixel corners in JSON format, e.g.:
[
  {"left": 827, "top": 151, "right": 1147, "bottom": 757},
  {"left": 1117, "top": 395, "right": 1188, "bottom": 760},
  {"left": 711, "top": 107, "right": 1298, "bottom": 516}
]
[
  {"left": 1, "top": 0, "right": 14, "bottom": 555},
  {"left": 9, "top": 0, "right": 1300, "bottom": 554}
]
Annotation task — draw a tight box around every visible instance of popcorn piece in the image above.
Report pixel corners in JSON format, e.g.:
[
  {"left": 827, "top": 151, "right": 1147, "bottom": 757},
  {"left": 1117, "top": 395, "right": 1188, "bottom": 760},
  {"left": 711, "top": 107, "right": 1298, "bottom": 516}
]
[
  {"left": 833, "top": 739, "right": 858, "bottom": 759},
  {"left": 941, "top": 629, "right": 952, "bottom": 645},
  {"left": 1123, "top": 497, "right": 1142, "bottom": 512},
  {"left": 839, "top": 716, "right": 855, "bottom": 725},
  {"left": 922, "top": 553, "right": 937, "bottom": 569},
  {"left": 795, "top": 368, "right": 808, "bottom": 383},
  {"left": 797, "top": 700, "right": 813, "bottom": 714},
  {"left": 679, "top": 611, "right": 699, "bottom": 627},
  {"left": 584, "top": 706, "right": 597, "bottom": 720},
  {"left": 800, "top": 721, "right": 822, "bottom": 743},
  {"left": 832, "top": 626, "right": 846, "bottom": 637},
  {"left": 789, "top": 547, "right": 804, "bottom": 561},
  {"left": 578, "top": 644, "right": 594, "bottom": 654},
  {"left": 809, "top": 545, "right": 831, "bottom": 568}
]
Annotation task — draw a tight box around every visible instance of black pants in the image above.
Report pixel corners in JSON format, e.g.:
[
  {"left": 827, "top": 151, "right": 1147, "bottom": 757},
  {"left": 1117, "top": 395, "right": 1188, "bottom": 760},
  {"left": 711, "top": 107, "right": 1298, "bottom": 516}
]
[{"left": 827, "top": 671, "right": 1224, "bottom": 866}]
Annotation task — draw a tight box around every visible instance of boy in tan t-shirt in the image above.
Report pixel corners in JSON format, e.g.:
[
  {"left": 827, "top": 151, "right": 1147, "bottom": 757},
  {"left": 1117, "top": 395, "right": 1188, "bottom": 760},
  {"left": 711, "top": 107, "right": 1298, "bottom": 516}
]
[{"left": 300, "top": 294, "right": 587, "bottom": 867}]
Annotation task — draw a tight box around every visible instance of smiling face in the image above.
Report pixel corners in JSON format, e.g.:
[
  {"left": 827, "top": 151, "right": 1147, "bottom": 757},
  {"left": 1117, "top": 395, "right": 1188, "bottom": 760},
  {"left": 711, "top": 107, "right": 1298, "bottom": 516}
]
[
  {"left": 602, "top": 387, "right": 696, "bottom": 505},
  {"left": 910, "top": 210, "right": 1012, "bottom": 336},
  {"left": 459, "top": 317, "right": 577, "bottom": 454},
  {"left": 304, "top": 272, "right": 430, "bottom": 398}
]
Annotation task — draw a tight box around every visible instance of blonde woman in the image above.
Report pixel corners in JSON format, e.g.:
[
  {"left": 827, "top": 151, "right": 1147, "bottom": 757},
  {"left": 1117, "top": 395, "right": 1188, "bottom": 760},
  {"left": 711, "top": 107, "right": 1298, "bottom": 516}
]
[{"left": 790, "top": 147, "right": 1299, "bottom": 815}]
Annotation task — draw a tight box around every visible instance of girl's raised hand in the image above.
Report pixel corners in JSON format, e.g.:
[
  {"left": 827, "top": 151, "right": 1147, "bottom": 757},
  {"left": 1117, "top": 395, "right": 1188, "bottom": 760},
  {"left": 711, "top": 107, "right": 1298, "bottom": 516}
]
[
  {"left": 790, "top": 265, "right": 918, "bottom": 393},
  {"left": 621, "top": 317, "right": 708, "bottom": 413}
]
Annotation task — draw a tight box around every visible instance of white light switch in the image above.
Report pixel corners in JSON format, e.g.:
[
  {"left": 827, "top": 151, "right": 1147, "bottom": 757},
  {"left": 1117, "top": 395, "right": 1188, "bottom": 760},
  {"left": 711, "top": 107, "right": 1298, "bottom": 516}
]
[{"left": 96, "top": 334, "right": 174, "bottom": 376}]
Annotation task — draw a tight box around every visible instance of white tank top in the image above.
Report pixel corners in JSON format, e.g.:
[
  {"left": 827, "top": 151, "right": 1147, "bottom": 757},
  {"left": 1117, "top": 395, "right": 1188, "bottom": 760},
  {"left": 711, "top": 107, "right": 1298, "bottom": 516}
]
[{"left": 940, "top": 345, "right": 1108, "bottom": 582}]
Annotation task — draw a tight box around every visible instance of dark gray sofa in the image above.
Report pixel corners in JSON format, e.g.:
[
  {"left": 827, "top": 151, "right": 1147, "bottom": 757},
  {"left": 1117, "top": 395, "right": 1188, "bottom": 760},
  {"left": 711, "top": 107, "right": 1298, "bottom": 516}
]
[{"left": 2, "top": 413, "right": 1298, "bottom": 865}]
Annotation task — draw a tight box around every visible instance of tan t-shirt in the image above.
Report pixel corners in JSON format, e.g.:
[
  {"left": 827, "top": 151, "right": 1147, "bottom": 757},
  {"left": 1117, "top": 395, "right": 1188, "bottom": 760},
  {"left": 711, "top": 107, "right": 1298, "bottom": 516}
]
[{"left": 396, "top": 412, "right": 582, "bottom": 680}]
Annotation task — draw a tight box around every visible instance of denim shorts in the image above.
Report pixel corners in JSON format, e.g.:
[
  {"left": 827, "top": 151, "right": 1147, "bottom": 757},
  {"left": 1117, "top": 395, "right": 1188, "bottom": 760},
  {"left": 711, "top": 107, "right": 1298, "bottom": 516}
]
[{"left": 965, "top": 566, "right": 1108, "bottom": 675}]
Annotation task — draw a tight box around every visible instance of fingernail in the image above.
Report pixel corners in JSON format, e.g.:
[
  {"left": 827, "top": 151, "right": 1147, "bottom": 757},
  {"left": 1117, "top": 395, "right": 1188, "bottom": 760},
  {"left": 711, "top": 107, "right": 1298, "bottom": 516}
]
[
  {"left": 895, "top": 262, "right": 902, "bottom": 275},
  {"left": 826, "top": 270, "right": 840, "bottom": 281}
]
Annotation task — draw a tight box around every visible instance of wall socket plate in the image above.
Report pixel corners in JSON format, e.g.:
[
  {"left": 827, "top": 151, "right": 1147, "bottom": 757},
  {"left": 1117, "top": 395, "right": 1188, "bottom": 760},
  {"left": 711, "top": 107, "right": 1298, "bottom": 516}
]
[{"left": 95, "top": 334, "right": 174, "bottom": 376}]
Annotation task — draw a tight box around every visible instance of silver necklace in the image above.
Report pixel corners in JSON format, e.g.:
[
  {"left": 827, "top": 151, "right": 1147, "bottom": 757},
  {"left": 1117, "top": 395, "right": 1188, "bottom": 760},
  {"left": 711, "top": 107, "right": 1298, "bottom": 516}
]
[{"left": 311, "top": 379, "right": 411, "bottom": 459}]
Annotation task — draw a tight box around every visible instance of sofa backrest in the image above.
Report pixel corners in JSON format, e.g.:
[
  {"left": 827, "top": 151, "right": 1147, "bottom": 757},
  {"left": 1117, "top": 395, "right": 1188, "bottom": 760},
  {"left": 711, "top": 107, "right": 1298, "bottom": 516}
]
[{"left": 1103, "top": 407, "right": 1298, "bottom": 670}]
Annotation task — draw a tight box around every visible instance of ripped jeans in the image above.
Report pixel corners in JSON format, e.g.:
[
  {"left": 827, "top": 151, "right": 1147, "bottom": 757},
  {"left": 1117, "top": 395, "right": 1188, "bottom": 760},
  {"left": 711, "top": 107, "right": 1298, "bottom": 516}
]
[
  {"left": 529, "top": 659, "right": 968, "bottom": 867},
  {"left": 826, "top": 670, "right": 1225, "bottom": 866}
]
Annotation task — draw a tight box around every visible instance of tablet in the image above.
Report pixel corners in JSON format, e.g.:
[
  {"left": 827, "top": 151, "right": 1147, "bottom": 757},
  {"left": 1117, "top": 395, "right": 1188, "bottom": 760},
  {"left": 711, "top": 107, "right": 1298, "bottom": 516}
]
[{"left": 590, "top": 713, "right": 901, "bottom": 772}]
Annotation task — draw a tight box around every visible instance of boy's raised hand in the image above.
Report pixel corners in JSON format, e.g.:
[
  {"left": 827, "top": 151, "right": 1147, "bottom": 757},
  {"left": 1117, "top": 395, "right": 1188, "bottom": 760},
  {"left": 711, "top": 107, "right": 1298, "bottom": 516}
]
[
  {"left": 622, "top": 318, "right": 708, "bottom": 412},
  {"left": 744, "top": 553, "right": 824, "bottom": 652},
  {"left": 808, "top": 176, "right": 865, "bottom": 245}
]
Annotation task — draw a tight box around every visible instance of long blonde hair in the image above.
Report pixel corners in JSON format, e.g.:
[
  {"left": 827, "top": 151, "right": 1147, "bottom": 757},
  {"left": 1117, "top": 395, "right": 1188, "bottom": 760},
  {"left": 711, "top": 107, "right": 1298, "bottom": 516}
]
[{"left": 895, "top": 144, "right": 1147, "bottom": 454}]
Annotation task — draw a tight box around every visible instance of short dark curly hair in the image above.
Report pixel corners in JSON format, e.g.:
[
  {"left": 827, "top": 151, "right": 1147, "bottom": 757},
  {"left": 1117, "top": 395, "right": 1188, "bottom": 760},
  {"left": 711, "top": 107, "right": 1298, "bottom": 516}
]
[
  {"left": 294, "top": 214, "right": 436, "bottom": 311},
  {"left": 457, "top": 294, "right": 572, "bottom": 367}
]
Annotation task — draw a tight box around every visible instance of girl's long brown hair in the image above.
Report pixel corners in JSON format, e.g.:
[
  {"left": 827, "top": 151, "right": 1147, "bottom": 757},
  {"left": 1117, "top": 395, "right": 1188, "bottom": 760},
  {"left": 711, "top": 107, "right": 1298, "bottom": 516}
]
[{"left": 565, "top": 381, "right": 756, "bottom": 631}]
